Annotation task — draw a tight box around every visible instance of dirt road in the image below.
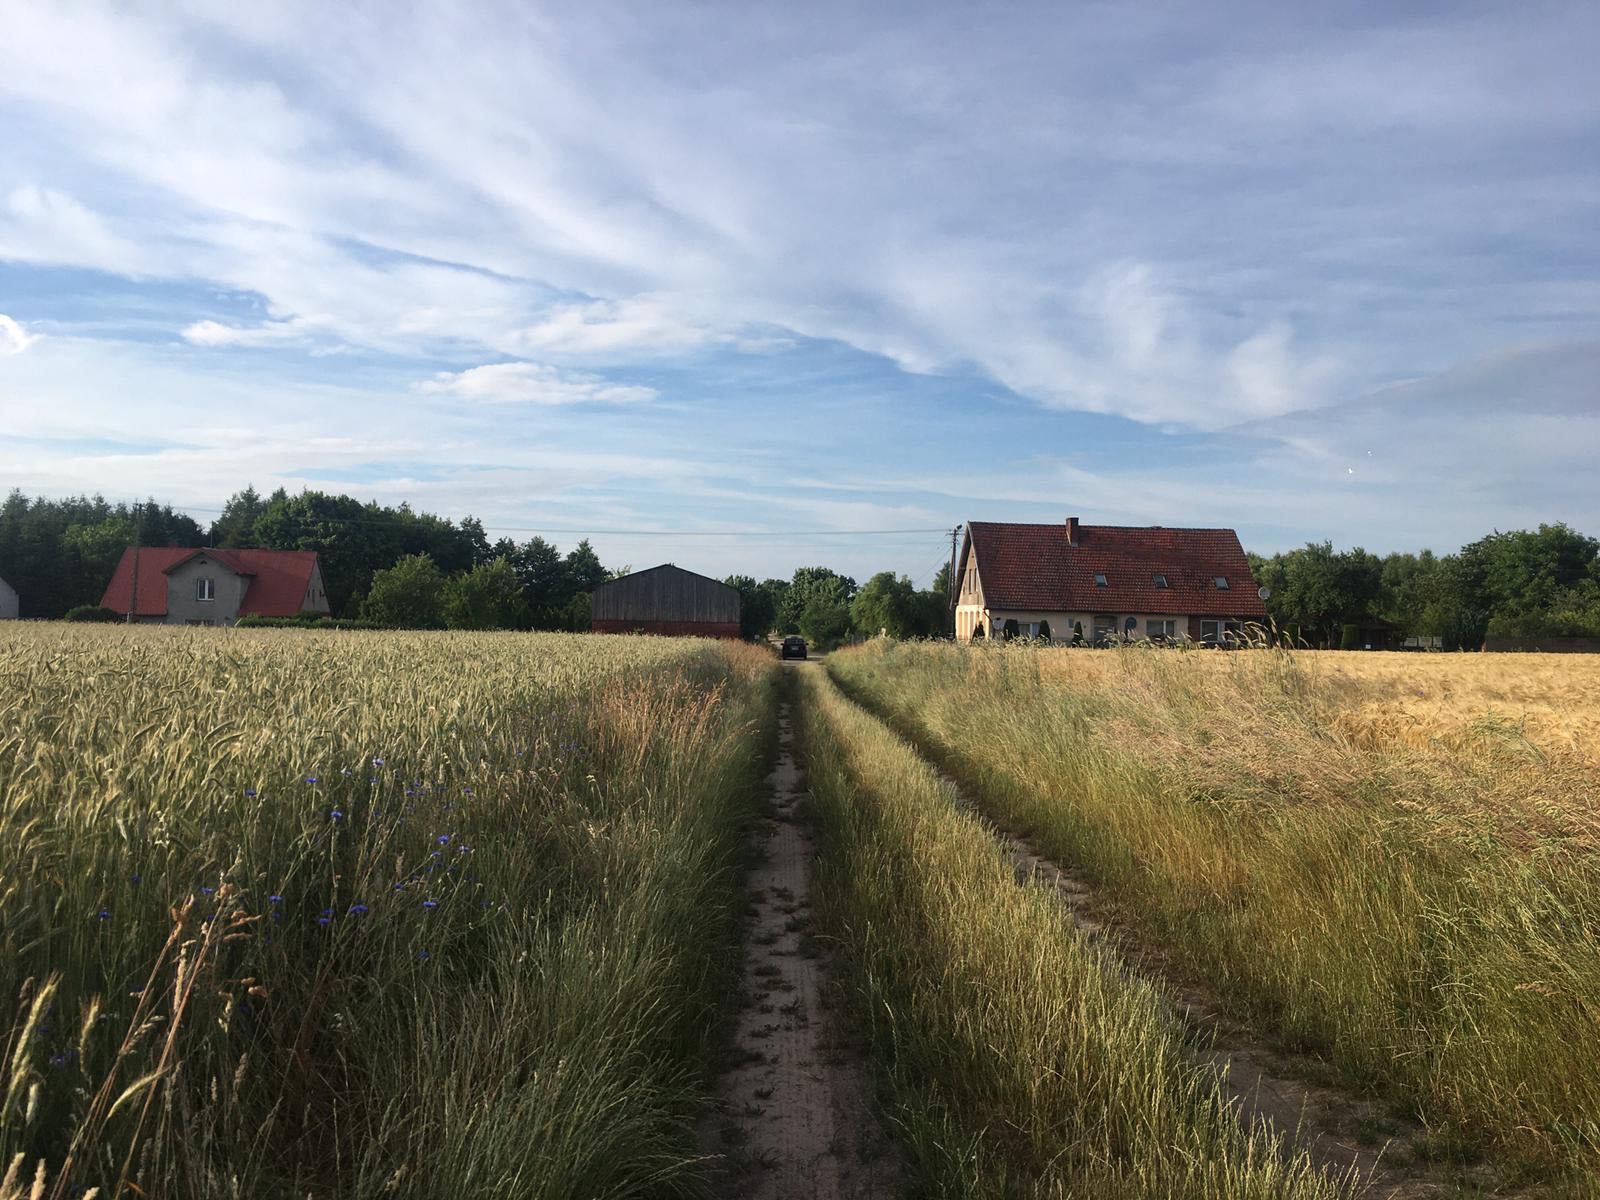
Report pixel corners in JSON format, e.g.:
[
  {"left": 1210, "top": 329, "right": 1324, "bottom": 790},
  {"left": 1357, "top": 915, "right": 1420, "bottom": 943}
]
[{"left": 701, "top": 662, "right": 902, "bottom": 1199}]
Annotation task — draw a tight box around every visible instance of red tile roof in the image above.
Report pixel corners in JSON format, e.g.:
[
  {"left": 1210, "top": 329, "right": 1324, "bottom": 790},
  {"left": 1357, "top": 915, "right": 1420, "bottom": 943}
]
[
  {"left": 101, "top": 548, "right": 321, "bottom": 618},
  {"left": 963, "top": 521, "right": 1267, "bottom": 617}
]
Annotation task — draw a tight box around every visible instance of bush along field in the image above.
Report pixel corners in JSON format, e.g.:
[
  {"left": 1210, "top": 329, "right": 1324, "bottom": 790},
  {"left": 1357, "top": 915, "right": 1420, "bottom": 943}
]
[
  {"left": 827, "top": 640, "right": 1600, "bottom": 1188},
  {"left": 0, "top": 625, "right": 775, "bottom": 1198},
  {"left": 795, "top": 665, "right": 1347, "bottom": 1199}
]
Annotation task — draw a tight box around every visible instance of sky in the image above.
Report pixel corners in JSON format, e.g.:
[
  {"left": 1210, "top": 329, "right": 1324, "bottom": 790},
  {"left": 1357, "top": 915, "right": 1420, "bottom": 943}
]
[{"left": 1, "top": 2, "right": 1596, "bottom": 584}]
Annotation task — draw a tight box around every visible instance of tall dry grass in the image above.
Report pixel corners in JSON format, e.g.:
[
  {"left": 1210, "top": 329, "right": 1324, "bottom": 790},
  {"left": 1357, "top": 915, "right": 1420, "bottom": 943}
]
[
  {"left": 797, "top": 666, "right": 1349, "bottom": 1199},
  {"left": 0, "top": 624, "right": 775, "bottom": 1198},
  {"left": 829, "top": 641, "right": 1600, "bottom": 1184}
]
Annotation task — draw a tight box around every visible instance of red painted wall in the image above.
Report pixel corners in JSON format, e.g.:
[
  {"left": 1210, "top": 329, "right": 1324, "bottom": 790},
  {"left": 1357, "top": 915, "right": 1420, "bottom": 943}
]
[{"left": 591, "top": 619, "right": 743, "bottom": 639}]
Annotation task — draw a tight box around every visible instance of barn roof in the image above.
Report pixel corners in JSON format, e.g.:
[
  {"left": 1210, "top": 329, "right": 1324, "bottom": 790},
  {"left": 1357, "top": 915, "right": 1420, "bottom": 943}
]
[
  {"left": 962, "top": 520, "right": 1267, "bottom": 617},
  {"left": 593, "top": 563, "right": 739, "bottom": 595},
  {"left": 101, "top": 548, "right": 321, "bottom": 617}
]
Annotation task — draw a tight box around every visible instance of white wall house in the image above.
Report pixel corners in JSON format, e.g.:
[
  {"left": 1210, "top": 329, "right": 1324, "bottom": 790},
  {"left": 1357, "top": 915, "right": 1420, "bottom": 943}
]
[{"left": 954, "top": 516, "right": 1267, "bottom": 644}]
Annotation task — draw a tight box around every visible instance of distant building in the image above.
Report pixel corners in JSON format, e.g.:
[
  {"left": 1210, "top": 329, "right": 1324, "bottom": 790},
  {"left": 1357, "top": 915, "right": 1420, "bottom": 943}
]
[
  {"left": 954, "top": 516, "right": 1268, "bottom": 644},
  {"left": 0, "top": 574, "right": 17, "bottom": 620},
  {"left": 100, "top": 548, "right": 331, "bottom": 626},
  {"left": 591, "top": 564, "right": 741, "bottom": 638}
]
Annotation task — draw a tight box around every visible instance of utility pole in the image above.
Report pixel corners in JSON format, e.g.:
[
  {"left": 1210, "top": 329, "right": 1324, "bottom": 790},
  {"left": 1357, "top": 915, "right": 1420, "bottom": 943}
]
[
  {"left": 126, "top": 542, "right": 139, "bottom": 624},
  {"left": 946, "top": 523, "right": 962, "bottom": 637}
]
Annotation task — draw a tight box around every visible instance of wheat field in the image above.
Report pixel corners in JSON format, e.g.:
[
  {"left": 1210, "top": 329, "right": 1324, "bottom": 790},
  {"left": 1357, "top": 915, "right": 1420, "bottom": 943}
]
[
  {"left": 829, "top": 640, "right": 1600, "bottom": 1186},
  {"left": 0, "top": 624, "right": 774, "bottom": 1199}
]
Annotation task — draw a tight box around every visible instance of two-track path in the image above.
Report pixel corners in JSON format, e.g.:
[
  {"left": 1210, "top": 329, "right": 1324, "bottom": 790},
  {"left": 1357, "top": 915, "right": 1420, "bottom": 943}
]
[{"left": 700, "top": 663, "right": 902, "bottom": 1199}]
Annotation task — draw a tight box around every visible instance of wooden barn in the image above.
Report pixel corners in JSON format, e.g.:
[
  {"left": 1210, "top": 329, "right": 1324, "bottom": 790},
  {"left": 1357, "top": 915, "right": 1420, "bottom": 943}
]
[{"left": 591, "top": 564, "right": 741, "bottom": 638}]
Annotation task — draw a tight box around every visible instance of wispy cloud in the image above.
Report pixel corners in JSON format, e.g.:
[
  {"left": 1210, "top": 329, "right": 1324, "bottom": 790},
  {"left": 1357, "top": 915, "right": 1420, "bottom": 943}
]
[{"left": 417, "top": 362, "right": 656, "bottom": 406}]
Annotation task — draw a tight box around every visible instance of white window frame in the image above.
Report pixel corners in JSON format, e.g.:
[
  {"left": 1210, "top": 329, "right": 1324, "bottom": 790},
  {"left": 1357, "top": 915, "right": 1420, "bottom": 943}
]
[
  {"left": 1148, "top": 618, "right": 1177, "bottom": 640},
  {"left": 196, "top": 577, "right": 215, "bottom": 602}
]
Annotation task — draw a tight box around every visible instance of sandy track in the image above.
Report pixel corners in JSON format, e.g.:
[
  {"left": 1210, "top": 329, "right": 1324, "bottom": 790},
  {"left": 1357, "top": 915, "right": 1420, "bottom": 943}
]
[{"left": 701, "top": 671, "right": 903, "bottom": 1199}]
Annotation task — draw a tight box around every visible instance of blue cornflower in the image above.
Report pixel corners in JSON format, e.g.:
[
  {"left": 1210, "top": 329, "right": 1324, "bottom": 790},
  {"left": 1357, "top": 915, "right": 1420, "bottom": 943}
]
[
  {"left": 422, "top": 899, "right": 438, "bottom": 910},
  {"left": 436, "top": 834, "right": 450, "bottom": 845},
  {"left": 305, "top": 776, "right": 319, "bottom": 784},
  {"left": 393, "top": 881, "right": 406, "bottom": 891},
  {"left": 317, "top": 916, "right": 331, "bottom": 927},
  {"left": 348, "top": 903, "right": 369, "bottom": 915},
  {"left": 200, "top": 886, "right": 215, "bottom": 896},
  {"left": 330, "top": 810, "right": 344, "bottom": 822},
  {"left": 97, "top": 910, "right": 111, "bottom": 921},
  {"left": 130, "top": 874, "right": 141, "bottom": 885},
  {"left": 244, "top": 788, "right": 257, "bottom": 798},
  {"left": 372, "top": 757, "right": 385, "bottom": 767},
  {"left": 462, "top": 786, "right": 474, "bottom": 795},
  {"left": 416, "top": 949, "right": 431, "bottom": 960},
  {"left": 269, "top": 895, "right": 283, "bottom": 904}
]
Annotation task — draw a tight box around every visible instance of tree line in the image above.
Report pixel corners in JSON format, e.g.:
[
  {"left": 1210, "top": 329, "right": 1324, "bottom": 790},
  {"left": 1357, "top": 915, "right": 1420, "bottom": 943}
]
[
  {"left": 3, "top": 487, "right": 1593, "bottom": 645},
  {"left": 723, "top": 566, "right": 951, "bottom": 649},
  {"left": 1250, "top": 523, "right": 1600, "bottom": 648},
  {"left": 0, "top": 488, "right": 617, "bottom": 629}
]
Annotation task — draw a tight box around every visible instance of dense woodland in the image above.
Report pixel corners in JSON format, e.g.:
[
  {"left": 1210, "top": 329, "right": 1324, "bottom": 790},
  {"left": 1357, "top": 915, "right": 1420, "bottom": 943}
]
[{"left": 1, "top": 488, "right": 1595, "bottom": 646}]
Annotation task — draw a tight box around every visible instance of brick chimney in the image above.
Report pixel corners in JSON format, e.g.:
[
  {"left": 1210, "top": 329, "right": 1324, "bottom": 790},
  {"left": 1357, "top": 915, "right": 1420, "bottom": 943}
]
[{"left": 1065, "top": 516, "right": 1079, "bottom": 545}]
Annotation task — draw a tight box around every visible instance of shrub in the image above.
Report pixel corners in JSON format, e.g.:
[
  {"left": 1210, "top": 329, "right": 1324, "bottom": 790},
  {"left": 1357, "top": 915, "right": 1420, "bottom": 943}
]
[{"left": 64, "top": 604, "right": 123, "bottom": 622}]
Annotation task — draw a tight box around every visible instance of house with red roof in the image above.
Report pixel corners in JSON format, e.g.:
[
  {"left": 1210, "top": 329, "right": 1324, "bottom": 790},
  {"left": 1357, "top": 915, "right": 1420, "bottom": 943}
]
[
  {"left": 954, "top": 516, "right": 1268, "bottom": 645},
  {"left": 100, "top": 548, "right": 332, "bottom": 626}
]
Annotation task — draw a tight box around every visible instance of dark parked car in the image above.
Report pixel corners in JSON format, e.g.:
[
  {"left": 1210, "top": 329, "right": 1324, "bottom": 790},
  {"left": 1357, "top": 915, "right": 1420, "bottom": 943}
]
[{"left": 781, "top": 636, "right": 808, "bottom": 660}]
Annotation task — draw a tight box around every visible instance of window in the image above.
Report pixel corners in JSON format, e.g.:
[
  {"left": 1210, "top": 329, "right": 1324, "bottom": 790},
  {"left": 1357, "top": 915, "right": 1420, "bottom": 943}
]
[
  {"left": 1153, "top": 574, "right": 1169, "bottom": 588},
  {"left": 1092, "top": 615, "right": 1116, "bottom": 644},
  {"left": 1148, "top": 618, "right": 1177, "bottom": 640},
  {"left": 1093, "top": 572, "right": 1108, "bottom": 587},
  {"left": 1214, "top": 576, "right": 1230, "bottom": 590},
  {"left": 196, "top": 577, "right": 215, "bottom": 602},
  {"left": 1200, "top": 619, "right": 1220, "bottom": 643}
]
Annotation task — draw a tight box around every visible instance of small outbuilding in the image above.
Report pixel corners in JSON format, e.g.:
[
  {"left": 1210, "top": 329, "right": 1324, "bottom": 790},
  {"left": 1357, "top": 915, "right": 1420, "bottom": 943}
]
[
  {"left": 591, "top": 564, "right": 741, "bottom": 638},
  {"left": 0, "top": 573, "right": 17, "bottom": 620}
]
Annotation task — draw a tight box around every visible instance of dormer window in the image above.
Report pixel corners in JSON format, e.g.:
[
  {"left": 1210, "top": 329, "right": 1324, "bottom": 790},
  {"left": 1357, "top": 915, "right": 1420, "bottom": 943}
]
[
  {"left": 1093, "top": 573, "right": 1108, "bottom": 587},
  {"left": 196, "top": 577, "right": 215, "bottom": 602},
  {"left": 1214, "top": 576, "right": 1229, "bottom": 590},
  {"left": 1153, "top": 574, "right": 1169, "bottom": 588}
]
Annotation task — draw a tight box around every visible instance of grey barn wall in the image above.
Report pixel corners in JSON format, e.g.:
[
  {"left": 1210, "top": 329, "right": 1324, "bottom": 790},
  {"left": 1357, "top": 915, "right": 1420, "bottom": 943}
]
[{"left": 592, "top": 565, "right": 740, "bottom": 624}]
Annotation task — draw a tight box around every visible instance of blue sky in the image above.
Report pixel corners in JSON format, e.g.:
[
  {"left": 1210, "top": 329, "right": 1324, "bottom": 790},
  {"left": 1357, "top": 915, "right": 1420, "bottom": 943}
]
[{"left": 1, "top": 2, "right": 1596, "bottom": 582}]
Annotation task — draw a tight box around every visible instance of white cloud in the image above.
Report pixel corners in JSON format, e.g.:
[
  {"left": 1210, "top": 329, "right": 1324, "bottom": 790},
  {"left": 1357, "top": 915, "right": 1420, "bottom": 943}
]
[
  {"left": 0, "top": 315, "right": 40, "bottom": 356},
  {"left": 502, "top": 295, "right": 718, "bottom": 358},
  {"left": 417, "top": 361, "right": 657, "bottom": 406},
  {"left": 181, "top": 318, "right": 310, "bottom": 347}
]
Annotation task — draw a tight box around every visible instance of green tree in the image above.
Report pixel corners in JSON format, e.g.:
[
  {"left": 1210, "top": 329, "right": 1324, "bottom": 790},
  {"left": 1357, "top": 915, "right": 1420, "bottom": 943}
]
[
  {"left": 443, "top": 558, "right": 530, "bottom": 630},
  {"left": 783, "top": 567, "right": 856, "bottom": 633},
  {"left": 210, "top": 486, "right": 270, "bottom": 547},
  {"left": 725, "top": 574, "right": 777, "bottom": 640},
  {"left": 361, "top": 554, "right": 447, "bottom": 628},
  {"left": 563, "top": 539, "right": 608, "bottom": 596},
  {"left": 850, "top": 572, "right": 922, "bottom": 638},
  {"left": 799, "top": 598, "right": 852, "bottom": 650},
  {"left": 509, "top": 536, "right": 568, "bottom": 622}
]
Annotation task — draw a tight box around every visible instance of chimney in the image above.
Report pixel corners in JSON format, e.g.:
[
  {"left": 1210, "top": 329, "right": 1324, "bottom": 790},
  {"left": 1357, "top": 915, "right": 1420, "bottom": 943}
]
[{"left": 1065, "top": 516, "right": 1079, "bottom": 545}]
